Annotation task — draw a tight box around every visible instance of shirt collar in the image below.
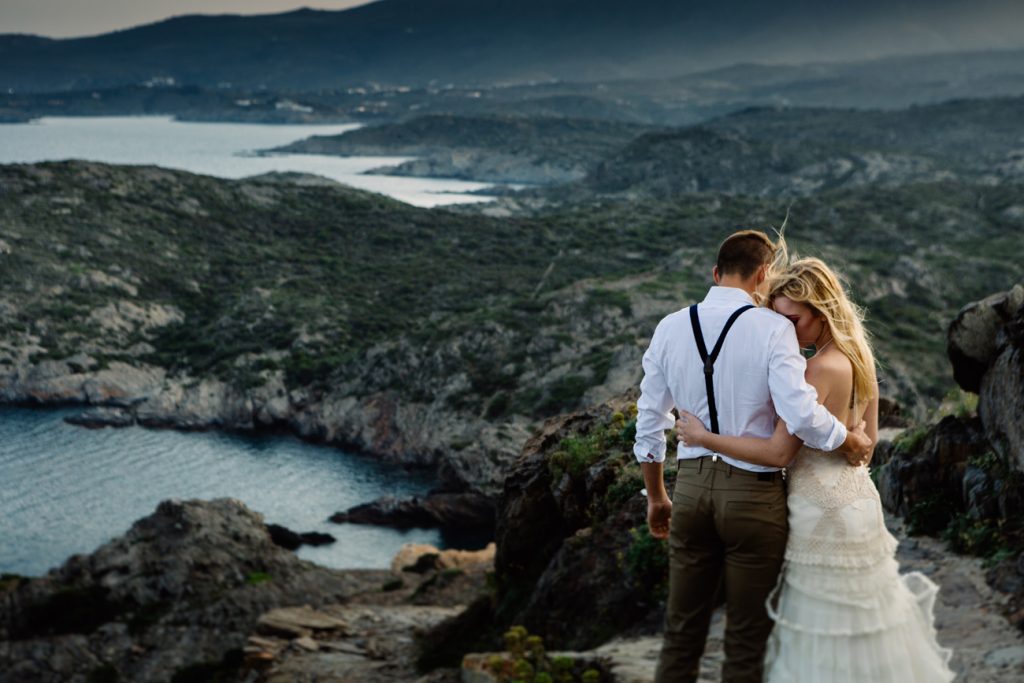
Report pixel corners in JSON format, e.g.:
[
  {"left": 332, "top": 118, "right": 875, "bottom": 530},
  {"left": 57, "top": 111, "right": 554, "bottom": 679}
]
[{"left": 702, "top": 286, "right": 756, "bottom": 306}]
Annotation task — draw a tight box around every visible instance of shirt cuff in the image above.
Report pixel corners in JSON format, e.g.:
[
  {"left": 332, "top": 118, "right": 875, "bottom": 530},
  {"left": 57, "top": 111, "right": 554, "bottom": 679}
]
[
  {"left": 823, "top": 420, "right": 848, "bottom": 452},
  {"left": 634, "top": 440, "right": 666, "bottom": 464}
]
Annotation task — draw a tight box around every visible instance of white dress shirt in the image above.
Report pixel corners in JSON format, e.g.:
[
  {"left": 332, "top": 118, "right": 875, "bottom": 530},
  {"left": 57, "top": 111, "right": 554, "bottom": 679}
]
[{"left": 633, "top": 286, "right": 848, "bottom": 472}]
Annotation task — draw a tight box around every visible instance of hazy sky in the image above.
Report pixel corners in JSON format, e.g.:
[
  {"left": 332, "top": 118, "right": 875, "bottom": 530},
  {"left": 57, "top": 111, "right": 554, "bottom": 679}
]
[{"left": 0, "top": 1, "right": 379, "bottom": 38}]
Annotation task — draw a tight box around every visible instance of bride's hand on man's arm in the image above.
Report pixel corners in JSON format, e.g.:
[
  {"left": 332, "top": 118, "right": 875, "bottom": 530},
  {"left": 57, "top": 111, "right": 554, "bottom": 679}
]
[{"left": 675, "top": 410, "right": 801, "bottom": 468}]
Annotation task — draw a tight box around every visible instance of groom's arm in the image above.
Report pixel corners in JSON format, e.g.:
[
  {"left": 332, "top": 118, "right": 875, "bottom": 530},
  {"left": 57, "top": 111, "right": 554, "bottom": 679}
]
[
  {"left": 633, "top": 327, "right": 676, "bottom": 479},
  {"left": 634, "top": 327, "right": 675, "bottom": 538},
  {"left": 767, "top": 322, "right": 854, "bottom": 452}
]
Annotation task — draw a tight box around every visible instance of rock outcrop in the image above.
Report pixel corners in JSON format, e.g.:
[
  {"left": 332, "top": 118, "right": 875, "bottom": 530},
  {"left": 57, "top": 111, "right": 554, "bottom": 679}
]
[
  {"left": 330, "top": 492, "right": 496, "bottom": 534},
  {"left": 877, "top": 415, "right": 988, "bottom": 522},
  {"left": 948, "top": 284, "right": 1024, "bottom": 472},
  {"left": 265, "top": 523, "right": 336, "bottom": 551},
  {"left": 418, "top": 389, "right": 670, "bottom": 666},
  {"left": 879, "top": 284, "right": 1024, "bottom": 630},
  {"left": 0, "top": 498, "right": 370, "bottom": 683}
]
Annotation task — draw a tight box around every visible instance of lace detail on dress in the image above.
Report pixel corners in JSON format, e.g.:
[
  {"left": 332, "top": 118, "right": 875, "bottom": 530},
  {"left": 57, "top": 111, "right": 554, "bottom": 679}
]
[
  {"left": 786, "top": 446, "right": 880, "bottom": 510},
  {"left": 785, "top": 530, "right": 898, "bottom": 568},
  {"left": 781, "top": 445, "right": 890, "bottom": 567}
]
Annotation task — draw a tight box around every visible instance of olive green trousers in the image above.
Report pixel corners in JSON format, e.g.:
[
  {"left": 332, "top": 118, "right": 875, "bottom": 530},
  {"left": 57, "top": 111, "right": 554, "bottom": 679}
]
[{"left": 654, "top": 457, "right": 788, "bottom": 683}]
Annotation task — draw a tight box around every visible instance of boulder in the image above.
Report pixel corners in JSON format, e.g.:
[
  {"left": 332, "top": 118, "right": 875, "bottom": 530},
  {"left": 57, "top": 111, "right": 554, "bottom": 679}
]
[
  {"left": 978, "top": 310, "right": 1024, "bottom": 472},
  {"left": 390, "top": 542, "right": 496, "bottom": 573},
  {"left": 265, "top": 523, "right": 336, "bottom": 551},
  {"left": 330, "top": 492, "right": 496, "bottom": 533},
  {"left": 255, "top": 606, "right": 349, "bottom": 639},
  {"left": 947, "top": 283, "right": 1024, "bottom": 473},
  {"left": 947, "top": 284, "right": 1023, "bottom": 393}
]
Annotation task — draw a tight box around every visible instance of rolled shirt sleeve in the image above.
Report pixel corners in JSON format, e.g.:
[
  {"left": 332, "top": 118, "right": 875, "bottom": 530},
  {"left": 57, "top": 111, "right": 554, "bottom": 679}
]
[
  {"left": 767, "top": 323, "right": 848, "bottom": 451},
  {"left": 633, "top": 329, "right": 677, "bottom": 464}
]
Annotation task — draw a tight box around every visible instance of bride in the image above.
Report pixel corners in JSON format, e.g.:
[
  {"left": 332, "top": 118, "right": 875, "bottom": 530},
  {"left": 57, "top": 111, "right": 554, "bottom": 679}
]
[{"left": 676, "top": 256, "right": 955, "bottom": 682}]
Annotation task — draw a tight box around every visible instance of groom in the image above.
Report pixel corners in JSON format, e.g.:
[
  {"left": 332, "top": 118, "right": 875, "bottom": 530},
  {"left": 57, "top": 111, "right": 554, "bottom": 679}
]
[{"left": 633, "top": 229, "right": 872, "bottom": 683}]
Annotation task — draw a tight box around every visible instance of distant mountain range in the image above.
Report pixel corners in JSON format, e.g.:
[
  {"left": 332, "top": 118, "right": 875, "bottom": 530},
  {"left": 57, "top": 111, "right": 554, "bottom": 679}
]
[{"left": 2, "top": 0, "right": 1023, "bottom": 92}]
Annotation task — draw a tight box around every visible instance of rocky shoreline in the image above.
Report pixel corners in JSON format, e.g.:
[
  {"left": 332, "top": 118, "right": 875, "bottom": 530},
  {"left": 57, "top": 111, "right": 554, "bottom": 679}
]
[
  {"left": 0, "top": 351, "right": 527, "bottom": 497},
  {"left": 3, "top": 285, "right": 1024, "bottom": 681}
]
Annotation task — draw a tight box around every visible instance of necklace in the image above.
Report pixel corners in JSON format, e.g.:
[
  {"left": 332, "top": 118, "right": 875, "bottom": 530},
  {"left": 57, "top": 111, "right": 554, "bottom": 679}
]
[{"left": 800, "top": 337, "right": 834, "bottom": 359}]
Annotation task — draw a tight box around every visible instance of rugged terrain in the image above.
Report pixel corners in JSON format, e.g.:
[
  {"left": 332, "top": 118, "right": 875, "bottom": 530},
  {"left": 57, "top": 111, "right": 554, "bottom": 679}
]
[
  {"left": 2, "top": 160, "right": 1021, "bottom": 501},
  {"left": 0, "top": 497, "right": 493, "bottom": 683},
  {"left": 275, "top": 95, "right": 1024, "bottom": 200},
  {"left": 3, "top": 287, "right": 1024, "bottom": 682}
]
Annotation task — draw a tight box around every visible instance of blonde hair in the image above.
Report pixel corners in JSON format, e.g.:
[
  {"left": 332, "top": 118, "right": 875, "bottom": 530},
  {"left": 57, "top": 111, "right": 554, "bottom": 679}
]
[{"left": 766, "top": 256, "right": 878, "bottom": 408}]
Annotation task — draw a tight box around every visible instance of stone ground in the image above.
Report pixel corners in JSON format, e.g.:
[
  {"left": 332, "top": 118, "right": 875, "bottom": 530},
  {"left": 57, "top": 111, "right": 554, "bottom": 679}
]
[
  {"left": 587, "top": 517, "right": 1024, "bottom": 683},
  {"left": 238, "top": 561, "right": 486, "bottom": 683},
  {"left": 239, "top": 517, "right": 1024, "bottom": 683}
]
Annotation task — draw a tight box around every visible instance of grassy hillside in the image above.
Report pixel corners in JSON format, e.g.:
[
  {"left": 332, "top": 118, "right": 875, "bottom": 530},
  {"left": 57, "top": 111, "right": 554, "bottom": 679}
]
[{"left": 1, "top": 161, "right": 1021, "bottom": 416}]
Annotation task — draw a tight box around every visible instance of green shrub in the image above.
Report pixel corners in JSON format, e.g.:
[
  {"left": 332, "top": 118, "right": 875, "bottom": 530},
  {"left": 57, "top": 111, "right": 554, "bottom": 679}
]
[
  {"left": 244, "top": 571, "right": 271, "bottom": 585},
  {"left": 623, "top": 525, "right": 669, "bottom": 601},
  {"left": 942, "top": 513, "right": 1002, "bottom": 557},
  {"left": 485, "top": 627, "right": 602, "bottom": 682},
  {"left": 585, "top": 288, "right": 632, "bottom": 316},
  {"left": 549, "top": 434, "right": 605, "bottom": 482},
  {"left": 906, "top": 493, "right": 953, "bottom": 536},
  {"left": 893, "top": 425, "right": 928, "bottom": 455},
  {"left": 594, "top": 468, "right": 644, "bottom": 520},
  {"left": 536, "top": 374, "right": 590, "bottom": 416}
]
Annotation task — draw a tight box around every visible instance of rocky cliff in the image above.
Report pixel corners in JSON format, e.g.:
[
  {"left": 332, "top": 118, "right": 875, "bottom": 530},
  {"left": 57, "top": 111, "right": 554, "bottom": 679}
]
[
  {"left": 414, "top": 390, "right": 675, "bottom": 670},
  {"left": 878, "top": 283, "right": 1024, "bottom": 629}
]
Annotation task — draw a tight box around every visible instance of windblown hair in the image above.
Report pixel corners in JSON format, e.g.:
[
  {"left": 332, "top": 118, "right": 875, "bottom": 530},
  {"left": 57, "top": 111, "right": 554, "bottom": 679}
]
[{"left": 766, "top": 255, "right": 878, "bottom": 408}]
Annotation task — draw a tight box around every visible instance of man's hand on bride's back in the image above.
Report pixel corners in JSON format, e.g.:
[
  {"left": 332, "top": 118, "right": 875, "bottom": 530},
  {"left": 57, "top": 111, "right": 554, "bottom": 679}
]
[{"left": 839, "top": 420, "right": 872, "bottom": 467}]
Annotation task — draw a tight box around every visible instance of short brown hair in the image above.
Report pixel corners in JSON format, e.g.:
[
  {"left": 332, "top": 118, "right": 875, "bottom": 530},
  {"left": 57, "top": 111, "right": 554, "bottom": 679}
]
[{"left": 716, "top": 229, "right": 776, "bottom": 279}]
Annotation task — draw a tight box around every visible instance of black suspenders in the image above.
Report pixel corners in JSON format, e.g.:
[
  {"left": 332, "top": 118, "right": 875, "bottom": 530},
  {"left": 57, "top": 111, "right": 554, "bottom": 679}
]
[{"left": 689, "top": 303, "right": 755, "bottom": 434}]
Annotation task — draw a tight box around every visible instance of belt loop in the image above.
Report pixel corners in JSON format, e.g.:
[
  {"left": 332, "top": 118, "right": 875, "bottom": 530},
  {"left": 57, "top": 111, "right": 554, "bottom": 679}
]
[
  {"left": 726, "top": 464, "right": 733, "bottom": 478},
  {"left": 698, "top": 457, "right": 704, "bottom": 474}
]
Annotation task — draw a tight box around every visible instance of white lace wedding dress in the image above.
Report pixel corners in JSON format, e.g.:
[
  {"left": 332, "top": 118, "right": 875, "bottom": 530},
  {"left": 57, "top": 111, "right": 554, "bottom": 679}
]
[{"left": 763, "top": 444, "right": 956, "bottom": 682}]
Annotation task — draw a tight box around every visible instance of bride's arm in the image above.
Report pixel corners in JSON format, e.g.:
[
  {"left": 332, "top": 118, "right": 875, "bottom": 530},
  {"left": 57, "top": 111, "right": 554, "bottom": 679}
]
[{"left": 675, "top": 412, "right": 803, "bottom": 468}]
